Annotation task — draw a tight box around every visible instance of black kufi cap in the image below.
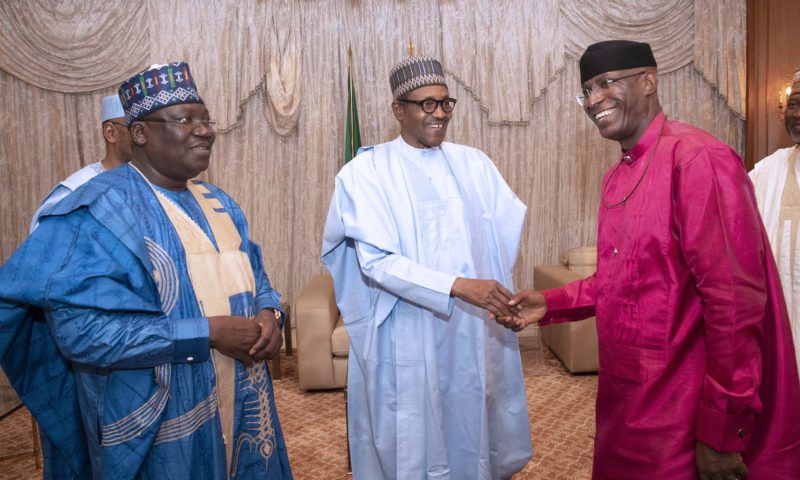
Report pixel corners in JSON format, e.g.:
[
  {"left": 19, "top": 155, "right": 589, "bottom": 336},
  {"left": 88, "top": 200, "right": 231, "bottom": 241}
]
[{"left": 579, "top": 40, "right": 657, "bottom": 84}]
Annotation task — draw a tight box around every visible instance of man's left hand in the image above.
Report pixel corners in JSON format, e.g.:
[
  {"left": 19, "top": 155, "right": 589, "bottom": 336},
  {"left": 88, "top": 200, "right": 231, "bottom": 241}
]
[
  {"left": 249, "top": 309, "right": 283, "bottom": 362},
  {"left": 696, "top": 441, "right": 748, "bottom": 480}
]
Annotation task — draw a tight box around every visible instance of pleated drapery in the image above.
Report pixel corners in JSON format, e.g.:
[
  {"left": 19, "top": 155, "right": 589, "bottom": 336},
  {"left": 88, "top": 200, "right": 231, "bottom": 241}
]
[{"left": 0, "top": 0, "right": 745, "bottom": 303}]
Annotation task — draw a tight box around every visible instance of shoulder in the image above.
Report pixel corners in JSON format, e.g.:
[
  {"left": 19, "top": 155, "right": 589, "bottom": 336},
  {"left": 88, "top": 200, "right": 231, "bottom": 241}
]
[
  {"left": 60, "top": 162, "right": 104, "bottom": 191},
  {"left": 663, "top": 119, "right": 741, "bottom": 166},
  {"left": 752, "top": 147, "right": 793, "bottom": 173},
  {"left": 441, "top": 141, "right": 488, "bottom": 159},
  {"left": 336, "top": 143, "right": 387, "bottom": 182}
]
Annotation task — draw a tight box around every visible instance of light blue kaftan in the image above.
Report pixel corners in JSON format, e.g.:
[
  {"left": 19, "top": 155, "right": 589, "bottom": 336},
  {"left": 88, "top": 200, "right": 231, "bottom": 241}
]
[
  {"left": 0, "top": 164, "right": 292, "bottom": 479},
  {"left": 322, "top": 137, "right": 532, "bottom": 479},
  {"left": 29, "top": 161, "right": 105, "bottom": 232}
]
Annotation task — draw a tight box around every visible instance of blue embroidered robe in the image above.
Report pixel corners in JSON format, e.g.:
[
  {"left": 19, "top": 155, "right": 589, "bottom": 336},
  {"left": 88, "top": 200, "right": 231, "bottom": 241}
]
[{"left": 0, "top": 164, "right": 292, "bottom": 479}]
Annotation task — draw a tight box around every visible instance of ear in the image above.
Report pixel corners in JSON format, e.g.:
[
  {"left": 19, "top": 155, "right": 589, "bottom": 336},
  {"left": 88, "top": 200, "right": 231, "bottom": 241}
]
[
  {"left": 102, "top": 122, "right": 117, "bottom": 144},
  {"left": 642, "top": 70, "right": 659, "bottom": 97},
  {"left": 391, "top": 101, "right": 405, "bottom": 121},
  {"left": 130, "top": 122, "right": 148, "bottom": 146}
]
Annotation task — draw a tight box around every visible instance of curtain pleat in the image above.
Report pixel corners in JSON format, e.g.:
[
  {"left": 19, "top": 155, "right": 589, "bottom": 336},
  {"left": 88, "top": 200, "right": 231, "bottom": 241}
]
[{"left": 0, "top": 0, "right": 746, "bottom": 303}]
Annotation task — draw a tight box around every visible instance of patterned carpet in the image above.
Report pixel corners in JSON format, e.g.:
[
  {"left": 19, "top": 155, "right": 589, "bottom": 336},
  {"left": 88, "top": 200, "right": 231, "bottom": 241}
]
[{"left": 0, "top": 332, "right": 597, "bottom": 479}]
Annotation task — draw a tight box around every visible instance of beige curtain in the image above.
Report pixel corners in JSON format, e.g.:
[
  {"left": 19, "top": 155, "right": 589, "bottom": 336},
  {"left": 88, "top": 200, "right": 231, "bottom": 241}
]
[{"left": 0, "top": 0, "right": 746, "bottom": 303}]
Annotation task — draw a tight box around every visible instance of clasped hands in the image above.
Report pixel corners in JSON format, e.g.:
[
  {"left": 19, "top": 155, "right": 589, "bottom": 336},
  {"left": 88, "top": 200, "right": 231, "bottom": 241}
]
[
  {"left": 208, "top": 309, "right": 283, "bottom": 366},
  {"left": 451, "top": 278, "right": 546, "bottom": 331}
]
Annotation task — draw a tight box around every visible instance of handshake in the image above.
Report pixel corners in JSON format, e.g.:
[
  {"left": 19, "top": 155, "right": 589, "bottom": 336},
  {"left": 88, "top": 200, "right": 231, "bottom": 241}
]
[
  {"left": 208, "top": 309, "right": 283, "bottom": 366},
  {"left": 450, "top": 278, "right": 547, "bottom": 331}
]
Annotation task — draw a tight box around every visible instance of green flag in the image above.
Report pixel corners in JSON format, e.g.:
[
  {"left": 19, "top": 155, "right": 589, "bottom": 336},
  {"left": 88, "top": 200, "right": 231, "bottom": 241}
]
[{"left": 345, "top": 47, "right": 362, "bottom": 164}]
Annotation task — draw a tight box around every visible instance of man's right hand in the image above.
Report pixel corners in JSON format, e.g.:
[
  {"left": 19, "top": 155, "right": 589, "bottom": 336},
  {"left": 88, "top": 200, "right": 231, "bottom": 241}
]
[
  {"left": 451, "top": 278, "right": 515, "bottom": 318},
  {"left": 504, "top": 290, "right": 547, "bottom": 331},
  {"left": 208, "top": 315, "right": 262, "bottom": 366}
]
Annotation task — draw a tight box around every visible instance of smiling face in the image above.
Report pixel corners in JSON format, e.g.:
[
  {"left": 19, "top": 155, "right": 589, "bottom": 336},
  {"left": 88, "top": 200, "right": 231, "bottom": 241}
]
[
  {"left": 785, "top": 82, "right": 800, "bottom": 144},
  {"left": 392, "top": 85, "right": 452, "bottom": 148},
  {"left": 582, "top": 68, "right": 659, "bottom": 151},
  {"left": 131, "top": 103, "right": 216, "bottom": 190}
]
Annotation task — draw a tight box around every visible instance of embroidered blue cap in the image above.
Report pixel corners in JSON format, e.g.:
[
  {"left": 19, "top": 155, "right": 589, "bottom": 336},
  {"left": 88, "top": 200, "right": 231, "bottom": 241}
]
[
  {"left": 101, "top": 95, "right": 125, "bottom": 123},
  {"left": 389, "top": 55, "right": 447, "bottom": 100},
  {"left": 118, "top": 61, "right": 204, "bottom": 123}
]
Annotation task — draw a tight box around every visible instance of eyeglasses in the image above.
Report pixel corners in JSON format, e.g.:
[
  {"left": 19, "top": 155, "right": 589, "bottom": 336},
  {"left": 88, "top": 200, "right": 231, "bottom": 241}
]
[
  {"left": 106, "top": 121, "right": 128, "bottom": 128},
  {"left": 139, "top": 118, "right": 217, "bottom": 129},
  {"left": 575, "top": 71, "right": 647, "bottom": 106},
  {"left": 397, "top": 97, "right": 457, "bottom": 113}
]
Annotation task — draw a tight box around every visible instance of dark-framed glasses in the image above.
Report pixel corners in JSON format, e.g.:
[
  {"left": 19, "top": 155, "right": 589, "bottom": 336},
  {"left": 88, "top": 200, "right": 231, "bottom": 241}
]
[
  {"left": 139, "top": 117, "right": 217, "bottom": 129},
  {"left": 575, "top": 71, "right": 647, "bottom": 106},
  {"left": 397, "top": 97, "right": 457, "bottom": 113}
]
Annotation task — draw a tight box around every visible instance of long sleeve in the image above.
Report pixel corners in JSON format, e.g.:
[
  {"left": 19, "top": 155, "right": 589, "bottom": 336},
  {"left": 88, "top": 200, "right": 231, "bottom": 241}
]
[
  {"left": 540, "top": 274, "right": 598, "bottom": 326},
  {"left": 36, "top": 210, "right": 210, "bottom": 369},
  {"left": 675, "top": 146, "right": 765, "bottom": 452},
  {"left": 355, "top": 240, "right": 456, "bottom": 316}
]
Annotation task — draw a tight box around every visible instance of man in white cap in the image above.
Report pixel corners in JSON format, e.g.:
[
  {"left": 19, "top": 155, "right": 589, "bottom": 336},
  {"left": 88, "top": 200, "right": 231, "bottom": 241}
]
[
  {"left": 749, "top": 68, "right": 800, "bottom": 378},
  {"left": 322, "top": 55, "right": 532, "bottom": 479},
  {"left": 29, "top": 94, "right": 132, "bottom": 230}
]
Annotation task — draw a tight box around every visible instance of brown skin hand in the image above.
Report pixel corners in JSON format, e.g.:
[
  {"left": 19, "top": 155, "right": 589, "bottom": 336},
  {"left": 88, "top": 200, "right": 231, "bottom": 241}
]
[
  {"left": 248, "top": 309, "right": 283, "bottom": 362},
  {"left": 495, "top": 289, "right": 547, "bottom": 332},
  {"left": 208, "top": 315, "right": 262, "bottom": 366},
  {"left": 451, "top": 278, "right": 515, "bottom": 319},
  {"left": 695, "top": 441, "right": 749, "bottom": 480}
]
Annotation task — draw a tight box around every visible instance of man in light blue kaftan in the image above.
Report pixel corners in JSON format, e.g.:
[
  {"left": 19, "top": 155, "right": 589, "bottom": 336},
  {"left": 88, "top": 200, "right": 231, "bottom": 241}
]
[
  {"left": 30, "top": 94, "right": 132, "bottom": 231},
  {"left": 0, "top": 62, "right": 292, "bottom": 479},
  {"left": 322, "top": 55, "right": 532, "bottom": 479}
]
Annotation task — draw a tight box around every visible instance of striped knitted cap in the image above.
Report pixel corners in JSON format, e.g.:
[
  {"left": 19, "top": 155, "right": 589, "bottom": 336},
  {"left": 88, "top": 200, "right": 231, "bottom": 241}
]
[
  {"left": 118, "top": 61, "right": 204, "bottom": 123},
  {"left": 389, "top": 55, "right": 447, "bottom": 100}
]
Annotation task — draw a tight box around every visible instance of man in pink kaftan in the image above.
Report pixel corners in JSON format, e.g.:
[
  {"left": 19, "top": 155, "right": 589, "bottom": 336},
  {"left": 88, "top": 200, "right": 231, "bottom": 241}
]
[{"left": 505, "top": 40, "right": 800, "bottom": 480}]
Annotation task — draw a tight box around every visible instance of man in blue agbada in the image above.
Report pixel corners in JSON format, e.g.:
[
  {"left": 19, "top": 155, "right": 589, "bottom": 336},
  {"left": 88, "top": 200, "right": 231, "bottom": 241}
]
[
  {"left": 0, "top": 62, "right": 292, "bottom": 479},
  {"left": 321, "top": 55, "right": 532, "bottom": 479}
]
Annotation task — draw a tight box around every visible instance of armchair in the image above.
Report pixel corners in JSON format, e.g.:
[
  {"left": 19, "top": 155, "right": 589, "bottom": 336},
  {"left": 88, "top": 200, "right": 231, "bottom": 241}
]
[
  {"left": 294, "top": 274, "right": 349, "bottom": 390},
  {"left": 534, "top": 246, "right": 599, "bottom": 373}
]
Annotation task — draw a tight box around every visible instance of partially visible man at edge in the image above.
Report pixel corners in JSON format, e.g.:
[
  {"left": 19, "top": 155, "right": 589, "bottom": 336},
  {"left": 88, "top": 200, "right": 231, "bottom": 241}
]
[
  {"left": 322, "top": 55, "right": 531, "bottom": 479},
  {"left": 502, "top": 41, "right": 800, "bottom": 479},
  {"left": 30, "top": 94, "right": 132, "bottom": 231},
  {"left": 0, "top": 62, "right": 293, "bottom": 479},
  {"left": 749, "top": 67, "right": 800, "bottom": 377}
]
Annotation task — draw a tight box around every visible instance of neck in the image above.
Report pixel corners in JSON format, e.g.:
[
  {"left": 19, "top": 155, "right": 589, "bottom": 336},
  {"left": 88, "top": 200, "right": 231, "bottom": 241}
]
[
  {"left": 100, "top": 152, "right": 124, "bottom": 170},
  {"left": 400, "top": 132, "right": 436, "bottom": 150},
  {"left": 620, "top": 106, "right": 662, "bottom": 151},
  {"left": 131, "top": 156, "right": 187, "bottom": 191}
]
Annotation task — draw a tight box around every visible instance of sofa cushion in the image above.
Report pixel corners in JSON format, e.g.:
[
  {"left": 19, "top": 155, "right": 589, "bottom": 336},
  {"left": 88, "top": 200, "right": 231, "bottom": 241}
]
[{"left": 331, "top": 316, "right": 350, "bottom": 357}]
